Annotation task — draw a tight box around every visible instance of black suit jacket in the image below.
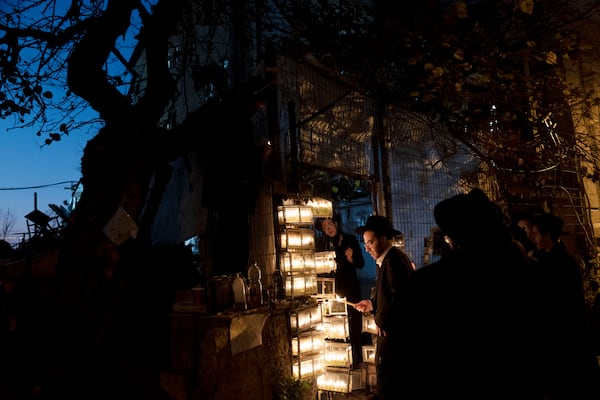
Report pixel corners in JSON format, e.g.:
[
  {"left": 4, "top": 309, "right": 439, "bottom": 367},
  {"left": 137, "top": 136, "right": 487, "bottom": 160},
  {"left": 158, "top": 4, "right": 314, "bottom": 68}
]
[{"left": 372, "top": 246, "right": 413, "bottom": 336}]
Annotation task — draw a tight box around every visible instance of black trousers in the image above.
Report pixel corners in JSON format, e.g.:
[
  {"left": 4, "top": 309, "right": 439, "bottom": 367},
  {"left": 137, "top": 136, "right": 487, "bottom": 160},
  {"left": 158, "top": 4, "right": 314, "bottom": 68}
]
[
  {"left": 375, "top": 335, "right": 400, "bottom": 399},
  {"left": 347, "top": 305, "right": 363, "bottom": 367}
]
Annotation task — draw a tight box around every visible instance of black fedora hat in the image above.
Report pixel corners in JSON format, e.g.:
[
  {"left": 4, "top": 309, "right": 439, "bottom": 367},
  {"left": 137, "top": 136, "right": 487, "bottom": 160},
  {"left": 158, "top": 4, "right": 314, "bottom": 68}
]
[
  {"left": 356, "top": 215, "right": 402, "bottom": 238},
  {"left": 533, "top": 212, "right": 569, "bottom": 241},
  {"left": 434, "top": 188, "right": 508, "bottom": 247}
]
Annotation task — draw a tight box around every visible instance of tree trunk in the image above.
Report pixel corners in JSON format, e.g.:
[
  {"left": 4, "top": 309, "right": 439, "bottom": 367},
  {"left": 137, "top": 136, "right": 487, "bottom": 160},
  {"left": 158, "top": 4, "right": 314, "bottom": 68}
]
[{"left": 51, "top": 1, "right": 186, "bottom": 398}]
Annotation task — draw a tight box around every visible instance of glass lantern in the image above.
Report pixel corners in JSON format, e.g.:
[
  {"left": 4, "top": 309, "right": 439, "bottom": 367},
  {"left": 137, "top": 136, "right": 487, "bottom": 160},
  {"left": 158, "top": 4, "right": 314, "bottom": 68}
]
[
  {"left": 277, "top": 205, "right": 314, "bottom": 225},
  {"left": 280, "top": 250, "right": 316, "bottom": 275},
  {"left": 285, "top": 273, "right": 317, "bottom": 298},
  {"left": 290, "top": 304, "right": 322, "bottom": 332},
  {"left": 322, "top": 298, "right": 348, "bottom": 316},
  {"left": 323, "top": 342, "right": 352, "bottom": 368},
  {"left": 292, "top": 355, "right": 324, "bottom": 379},
  {"left": 320, "top": 315, "right": 349, "bottom": 340},
  {"left": 314, "top": 251, "right": 336, "bottom": 274},
  {"left": 362, "top": 345, "right": 376, "bottom": 364},
  {"left": 280, "top": 228, "right": 315, "bottom": 251},
  {"left": 362, "top": 313, "right": 377, "bottom": 334},
  {"left": 291, "top": 330, "right": 325, "bottom": 357},
  {"left": 317, "top": 367, "right": 363, "bottom": 393},
  {"left": 315, "top": 277, "right": 335, "bottom": 300}
]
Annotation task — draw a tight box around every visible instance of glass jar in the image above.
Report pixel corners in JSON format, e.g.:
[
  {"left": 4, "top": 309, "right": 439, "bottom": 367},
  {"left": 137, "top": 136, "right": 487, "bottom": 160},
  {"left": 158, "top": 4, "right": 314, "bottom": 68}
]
[
  {"left": 247, "top": 261, "right": 263, "bottom": 307},
  {"left": 272, "top": 269, "right": 285, "bottom": 300},
  {"left": 231, "top": 272, "right": 247, "bottom": 311}
]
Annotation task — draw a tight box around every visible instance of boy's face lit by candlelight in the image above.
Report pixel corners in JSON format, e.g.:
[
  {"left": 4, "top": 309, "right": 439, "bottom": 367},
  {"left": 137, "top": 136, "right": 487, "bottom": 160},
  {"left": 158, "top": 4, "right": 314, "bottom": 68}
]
[{"left": 321, "top": 218, "right": 337, "bottom": 237}]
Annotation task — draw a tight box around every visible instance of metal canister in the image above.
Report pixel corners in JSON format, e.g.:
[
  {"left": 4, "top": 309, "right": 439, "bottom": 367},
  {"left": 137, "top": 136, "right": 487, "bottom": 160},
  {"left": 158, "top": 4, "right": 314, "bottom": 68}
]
[{"left": 207, "top": 275, "right": 233, "bottom": 313}]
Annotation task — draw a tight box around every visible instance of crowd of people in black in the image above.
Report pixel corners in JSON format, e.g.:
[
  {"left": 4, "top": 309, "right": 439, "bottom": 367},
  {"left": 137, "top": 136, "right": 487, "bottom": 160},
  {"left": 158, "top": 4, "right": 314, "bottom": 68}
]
[{"left": 352, "top": 189, "right": 600, "bottom": 400}]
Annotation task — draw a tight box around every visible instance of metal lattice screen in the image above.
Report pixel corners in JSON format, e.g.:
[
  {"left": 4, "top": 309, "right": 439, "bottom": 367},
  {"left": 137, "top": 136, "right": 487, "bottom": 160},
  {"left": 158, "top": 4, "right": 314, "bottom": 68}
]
[{"left": 295, "top": 61, "right": 372, "bottom": 178}]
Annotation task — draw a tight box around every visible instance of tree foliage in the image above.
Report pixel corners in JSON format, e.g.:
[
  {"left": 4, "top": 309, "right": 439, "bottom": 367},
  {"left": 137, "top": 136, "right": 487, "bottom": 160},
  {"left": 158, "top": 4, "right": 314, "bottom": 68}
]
[
  {"left": 0, "top": 0, "right": 108, "bottom": 142},
  {"left": 268, "top": 0, "right": 600, "bottom": 193}
]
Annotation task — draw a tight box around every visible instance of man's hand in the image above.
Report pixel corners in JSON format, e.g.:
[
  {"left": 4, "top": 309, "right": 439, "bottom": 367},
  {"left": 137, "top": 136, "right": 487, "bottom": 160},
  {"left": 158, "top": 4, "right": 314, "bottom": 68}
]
[
  {"left": 354, "top": 299, "right": 373, "bottom": 313},
  {"left": 344, "top": 247, "right": 353, "bottom": 263}
]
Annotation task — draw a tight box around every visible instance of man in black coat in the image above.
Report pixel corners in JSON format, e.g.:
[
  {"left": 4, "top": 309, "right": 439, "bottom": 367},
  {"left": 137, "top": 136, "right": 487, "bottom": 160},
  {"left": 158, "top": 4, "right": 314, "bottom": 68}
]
[{"left": 354, "top": 215, "right": 414, "bottom": 400}]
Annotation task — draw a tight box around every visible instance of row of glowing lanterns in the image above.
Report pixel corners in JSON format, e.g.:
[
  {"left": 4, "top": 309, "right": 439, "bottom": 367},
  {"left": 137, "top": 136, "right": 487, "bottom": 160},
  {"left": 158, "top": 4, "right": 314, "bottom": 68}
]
[
  {"left": 291, "top": 317, "right": 368, "bottom": 353},
  {"left": 284, "top": 274, "right": 317, "bottom": 297},
  {"left": 292, "top": 314, "right": 351, "bottom": 341},
  {"left": 277, "top": 201, "right": 333, "bottom": 225},
  {"left": 283, "top": 274, "right": 338, "bottom": 298},
  {"left": 280, "top": 228, "right": 315, "bottom": 250},
  {"left": 290, "top": 299, "right": 353, "bottom": 331},
  {"left": 292, "top": 333, "right": 357, "bottom": 361},
  {"left": 281, "top": 250, "right": 336, "bottom": 274},
  {"left": 292, "top": 345, "right": 376, "bottom": 379},
  {"left": 291, "top": 300, "right": 378, "bottom": 330},
  {"left": 316, "top": 369, "right": 363, "bottom": 393}
]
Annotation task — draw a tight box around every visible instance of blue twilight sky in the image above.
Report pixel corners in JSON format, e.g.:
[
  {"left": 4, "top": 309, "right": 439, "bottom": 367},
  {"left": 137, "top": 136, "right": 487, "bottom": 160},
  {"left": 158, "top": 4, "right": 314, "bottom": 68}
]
[
  {"left": 0, "top": 0, "right": 90, "bottom": 243},
  {"left": 0, "top": 1, "right": 141, "bottom": 244},
  {"left": 0, "top": 126, "right": 92, "bottom": 242}
]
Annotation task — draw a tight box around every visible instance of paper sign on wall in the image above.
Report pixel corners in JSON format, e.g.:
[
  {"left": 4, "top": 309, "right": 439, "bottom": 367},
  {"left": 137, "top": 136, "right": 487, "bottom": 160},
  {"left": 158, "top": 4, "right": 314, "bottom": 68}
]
[
  {"left": 230, "top": 313, "right": 268, "bottom": 355},
  {"left": 103, "top": 205, "right": 139, "bottom": 246}
]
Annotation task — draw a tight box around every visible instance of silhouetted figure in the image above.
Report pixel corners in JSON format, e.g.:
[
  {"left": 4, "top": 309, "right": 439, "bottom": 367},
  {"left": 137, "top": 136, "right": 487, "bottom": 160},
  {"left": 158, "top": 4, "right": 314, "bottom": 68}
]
[
  {"left": 397, "top": 189, "right": 547, "bottom": 399},
  {"left": 531, "top": 212, "right": 600, "bottom": 399}
]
